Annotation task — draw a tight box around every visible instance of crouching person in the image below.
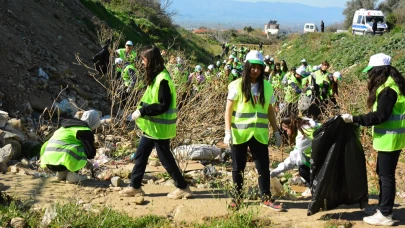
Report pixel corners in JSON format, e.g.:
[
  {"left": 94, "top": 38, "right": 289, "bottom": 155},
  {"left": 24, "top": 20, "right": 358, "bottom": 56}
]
[
  {"left": 40, "top": 110, "right": 100, "bottom": 183},
  {"left": 270, "top": 114, "right": 320, "bottom": 197}
]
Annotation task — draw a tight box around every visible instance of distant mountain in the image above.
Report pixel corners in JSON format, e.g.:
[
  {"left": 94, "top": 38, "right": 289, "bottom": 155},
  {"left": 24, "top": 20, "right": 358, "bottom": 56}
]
[{"left": 170, "top": 0, "right": 344, "bottom": 28}]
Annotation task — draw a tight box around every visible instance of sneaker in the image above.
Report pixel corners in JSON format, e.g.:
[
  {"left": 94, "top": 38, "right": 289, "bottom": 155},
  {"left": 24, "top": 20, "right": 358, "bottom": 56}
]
[
  {"left": 301, "top": 187, "right": 312, "bottom": 198},
  {"left": 55, "top": 171, "right": 68, "bottom": 181},
  {"left": 261, "top": 200, "right": 284, "bottom": 212},
  {"left": 119, "top": 187, "right": 145, "bottom": 197},
  {"left": 66, "top": 172, "right": 87, "bottom": 184},
  {"left": 363, "top": 210, "right": 394, "bottom": 226},
  {"left": 167, "top": 186, "right": 193, "bottom": 199}
]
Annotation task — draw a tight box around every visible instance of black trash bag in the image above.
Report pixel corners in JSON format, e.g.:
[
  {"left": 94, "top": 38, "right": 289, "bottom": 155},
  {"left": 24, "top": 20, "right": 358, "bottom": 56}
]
[
  {"left": 307, "top": 116, "right": 368, "bottom": 216},
  {"left": 92, "top": 39, "right": 111, "bottom": 75}
]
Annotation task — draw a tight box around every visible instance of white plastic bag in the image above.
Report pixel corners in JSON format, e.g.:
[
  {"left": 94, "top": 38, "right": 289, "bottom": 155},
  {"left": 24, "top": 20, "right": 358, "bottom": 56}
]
[
  {"left": 41, "top": 205, "right": 57, "bottom": 227},
  {"left": 173, "top": 144, "right": 221, "bottom": 160}
]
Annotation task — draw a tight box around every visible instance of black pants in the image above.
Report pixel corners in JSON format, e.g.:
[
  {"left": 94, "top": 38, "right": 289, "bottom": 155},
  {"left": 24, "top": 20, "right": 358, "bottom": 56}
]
[
  {"left": 47, "top": 164, "right": 68, "bottom": 172},
  {"left": 231, "top": 137, "right": 270, "bottom": 201},
  {"left": 131, "top": 136, "right": 187, "bottom": 189},
  {"left": 377, "top": 150, "right": 401, "bottom": 216},
  {"left": 299, "top": 165, "right": 310, "bottom": 184}
]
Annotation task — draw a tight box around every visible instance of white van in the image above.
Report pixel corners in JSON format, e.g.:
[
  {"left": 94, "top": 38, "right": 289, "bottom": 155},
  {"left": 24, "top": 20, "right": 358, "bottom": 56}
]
[
  {"left": 352, "top": 9, "right": 388, "bottom": 35},
  {"left": 303, "top": 23, "right": 318, "bottom": 33}
]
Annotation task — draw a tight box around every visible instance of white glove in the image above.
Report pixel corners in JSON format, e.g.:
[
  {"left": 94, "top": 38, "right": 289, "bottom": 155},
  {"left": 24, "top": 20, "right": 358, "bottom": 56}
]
[
  {"left": 224, "top": 130, "right": 232, "bottom": 146},
  {"left": 274, "top": 131, "right": 282, "bottom": 147},
  {"left": 131, "top": 110, "right": 141, "bottom": 121},
  {"left": 341, "top": 114, "right": 353, "bottom": 123}
]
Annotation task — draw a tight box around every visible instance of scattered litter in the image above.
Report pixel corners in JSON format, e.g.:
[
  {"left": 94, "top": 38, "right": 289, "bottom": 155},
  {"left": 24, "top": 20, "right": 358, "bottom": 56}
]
[{"left": 41, "top": 205, "right": 57, "bottom": 227}]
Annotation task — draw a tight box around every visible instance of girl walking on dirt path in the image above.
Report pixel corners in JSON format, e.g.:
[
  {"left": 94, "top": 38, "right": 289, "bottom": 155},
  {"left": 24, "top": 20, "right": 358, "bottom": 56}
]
[
  {"left": 119, "top": 45, "right": 193, "bottom": 199},
  {"left": 342, "top": 53, "right": 405, "bottom": 226},
  {"left": 270, "top": 114, "right": 320, "bottom": 197},
  {"left": 224, "top": 50, "right": 283, "bottom": 211}
]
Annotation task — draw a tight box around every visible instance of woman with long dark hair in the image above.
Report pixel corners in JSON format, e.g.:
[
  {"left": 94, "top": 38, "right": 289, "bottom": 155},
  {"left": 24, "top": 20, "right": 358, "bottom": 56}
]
[
  {"left": 342, "top": 53, "right": 405, "bottom": 226},
  {"left": 271, "top": 114, "right": 320, "bottom": 197},
  {"left": 224, "top": 50, "right": 283, "bottom": 211},
  {"left": 119, "top": 45, "right": 192, "bottom": 199}
]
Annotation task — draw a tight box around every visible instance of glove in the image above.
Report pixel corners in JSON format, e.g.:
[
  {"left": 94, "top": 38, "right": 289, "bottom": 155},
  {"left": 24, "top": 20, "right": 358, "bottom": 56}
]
[
  {"left": 341, "top": 114, "right": 353, "bottom": 123},
  {"left": 274, "top": 131, "right": 282, "bottom": 147},
  {"left": 223, "top": 130, "right": 232, "bottom": 146},
  {"left": 131, "top": 110, "right": 141, "bottom": 121}
]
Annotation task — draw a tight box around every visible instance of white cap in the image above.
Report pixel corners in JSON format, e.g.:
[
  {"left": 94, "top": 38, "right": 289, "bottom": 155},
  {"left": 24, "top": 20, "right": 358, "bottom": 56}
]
[
  {"left": 234, "top": 58, "right": 239, "bottom": 62},
  {"left": 208, "top": 64, "right": 214, "bottom": 70},
  {"left": 245, "top": 50, "right": 264, "bottom": 65},
  {"left": 115, "top": 58, "right": 123, "bottom": 65},
  {"left": 125, "top": 40, "right": 133, "bottom": 46},
  {"left": 223, "top": 60, "right": 227, "bottom": 64},
  {"left": 195, "top": 65, "right": 202, "bottom": 72},
  {"left": 81, "top": 110, "right": 101, "bottom": 130},
  {"left": 333, "top": 71, "right": 342, "bottom": 80},
  {"left": 363, "top": 53, "right": 391, "bottom": 72},
  {"left": 264, "top": 55, "right": 270, "bottom": 60},
  {"left": 216, "top": 60, "right": 221, "bottom": 66},
  {"left": 270, "top": 58, "right": 274, "bottom": 61},
  {"left": 224, "top": 65, "right": 232, "bottom": 70},
  {"left": 301, "top": 58, "right": 306, "bottom": 63},
  {"left": 231, "top": 69, "right": 238, "bottom": 76},
  {"left": 229, "top": 55, "right": 236, "bottom": 59}
]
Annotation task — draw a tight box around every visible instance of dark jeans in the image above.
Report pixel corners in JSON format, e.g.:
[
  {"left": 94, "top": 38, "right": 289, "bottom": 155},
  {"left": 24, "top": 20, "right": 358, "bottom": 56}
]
[
  {"left": 299, "top": 165, "right": 310, "bottom": 184},
  {"left": 131, "top": 136, "right": 187, "bottom": 189},
  {"left": 377, "top": 150, "right": 401, "bottom": 216},
  {"left": 231, "top": 137, "right": 270, "bottom": 201}
]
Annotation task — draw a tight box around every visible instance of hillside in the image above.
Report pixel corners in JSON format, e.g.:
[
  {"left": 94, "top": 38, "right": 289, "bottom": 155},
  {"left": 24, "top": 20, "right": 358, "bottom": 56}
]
[{"left": 0, "top": 0, "right": 218, "bottom": 117}]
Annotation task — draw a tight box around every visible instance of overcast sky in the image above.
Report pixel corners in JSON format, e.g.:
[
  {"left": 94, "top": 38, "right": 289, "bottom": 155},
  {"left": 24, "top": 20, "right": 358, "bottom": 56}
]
[{"left": 236, "top": 0, "right": 384, "bottom": 8}]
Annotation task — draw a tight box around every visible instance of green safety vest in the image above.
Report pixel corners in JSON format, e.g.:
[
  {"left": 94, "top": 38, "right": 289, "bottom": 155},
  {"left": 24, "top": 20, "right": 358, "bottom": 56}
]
[
  {"left": 117, "top": 49, "right": 137, "bottom": 64},
  {"left": 314, "top": 70, "right": 329, "bottom": 88},
  {"left": 122, "top": 64, "right": 136, "bottom": 87},
  {"left": 229, "top": 78, "right": 273, "bottom": 145},
  {"left": 284, "top": 76, "right": 303, "bottom": 103},
  {"left": 136, "top": 70, "right": 177, "bottom": 139},
  {"left": 271, "top": 73, "right": 282, "bottom": 89},
  {"left": 40, "top": 126, "right": 91, "bottom": 172},
  {"left": 372, "top": 76, "right": 405, "bottom": 151}
]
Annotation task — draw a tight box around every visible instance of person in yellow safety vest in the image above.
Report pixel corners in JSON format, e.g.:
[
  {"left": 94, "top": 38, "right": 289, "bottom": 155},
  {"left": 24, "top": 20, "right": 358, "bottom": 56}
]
[
  {"left": 269, "top": 62, "right": 283, "bottom": 89},
  {"left": 115, "top": 40, "right": 137, "bottom": 72},
  {"left": 269, "top": 58, "right": 275, "bottom": 70},
  {"left": 326, "top": 71, "right": 342, "bottom": 107},
  {"left": 188, "top": 65, "right": 206, "bottom": 93},
  {"left": 40, "top": 110, "right": 100, "bottom": 183},
  {"left": 224, "top": 50, "right": 284, "bottom": 211},
  {"left": 281, "top": 59, "right": 289, "bottom": 76},
  {"left": 271, "top": 114, "right": 320, "bottom": 197},
  {"left": 238, "top": 45, "right": 247, "bottom": 61},
  {"left": 218, "top": 64, "right": 232, "bottom": 82},
  {"left": 341, "top": 53, "right": 405, "bottom": 226},
  {"left": 233, "top": 58, "right": 243, "bottom": 71},
  {"left": 282, "top": 66, "right": 296, "bottom": 85},
  {"left": 120, "top": 45, "right": 193, "bottom": 199},
  {"left": 313, "top": 61, "right": 331, "bottom": 100},
  {"left": 298, "top": 59, "right": 312, "bottom": 77},
  {"left": 264, "top": 55, "right": 272, "bottom": 79},
  {"left": 284, "top": 68, "right": 305, "bottom": 115},
  {"left": 205, "top": 64, "right": 215, "bottom": 81},
  {"left": 227, "top": 55, "right": 236, "bottom": 66}
]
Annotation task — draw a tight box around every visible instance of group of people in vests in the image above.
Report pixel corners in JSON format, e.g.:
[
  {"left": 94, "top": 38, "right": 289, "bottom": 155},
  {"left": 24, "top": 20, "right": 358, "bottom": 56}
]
[{"left": 39, "top": 40, "right": 404, "bottom": 225}]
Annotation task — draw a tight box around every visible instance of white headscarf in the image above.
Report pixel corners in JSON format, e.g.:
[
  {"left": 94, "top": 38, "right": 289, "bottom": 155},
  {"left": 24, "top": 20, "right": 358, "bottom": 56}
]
[{"left": 80, "top": 110, "right": 101, "bottom": 130}]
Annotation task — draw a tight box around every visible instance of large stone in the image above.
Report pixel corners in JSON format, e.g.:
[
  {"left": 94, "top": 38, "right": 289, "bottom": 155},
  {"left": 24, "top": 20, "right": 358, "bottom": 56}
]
[
  {"left": 111, "top": 177, "right": 123, "bottom": 187},
  {"left": 28, "top": 90, "right": 53, "bottom": 112},
  {"left": 3, "top": 138, "right": 22, "bottom": 160},
  {"left": 0, "top": 111, "right": 9, "bottom": 128},
  {"left": 0, "top": 144, "right": 14, "bottom": 173},
  {"left": 133, "top": 197, "right": 144, "bottom": 205},
  {"left": 4, "top": 125, "right": 26, "bottom": 142},
  {"left": 10, "top": 217, "right": 26, "bottom": 228}
]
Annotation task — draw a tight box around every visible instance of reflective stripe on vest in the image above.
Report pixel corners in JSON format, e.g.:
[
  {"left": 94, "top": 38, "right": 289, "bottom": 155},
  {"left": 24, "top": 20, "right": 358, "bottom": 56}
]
[
  {"left": 136, "top": 69, "right": 177, "bottom": 139},
  {"left": 40, "top": 126, "right": 91, "bottom": 172},
  {"left": 372, "top": 76, "right": 405, "bottom": 151},
  {"left": 229, "top": 78, "right": 272, "bottom": 145}
]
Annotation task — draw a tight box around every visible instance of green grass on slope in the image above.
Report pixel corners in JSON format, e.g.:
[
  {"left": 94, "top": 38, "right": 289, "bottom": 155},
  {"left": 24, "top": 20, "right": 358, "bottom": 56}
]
[
  {"left": 79, "top": 0, "right": 217, "bottom": 64},
  {"left": 276, "top": 32, "right": 405, "bottom": 81}
]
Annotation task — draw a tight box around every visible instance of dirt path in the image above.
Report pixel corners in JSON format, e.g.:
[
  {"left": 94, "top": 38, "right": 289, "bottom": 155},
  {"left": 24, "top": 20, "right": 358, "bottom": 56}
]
[{"left": 1, "top": 173, "right": 404, "bottom": 227}]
